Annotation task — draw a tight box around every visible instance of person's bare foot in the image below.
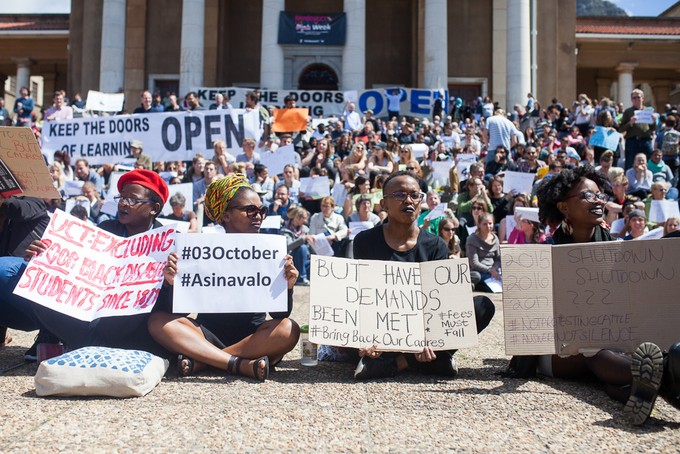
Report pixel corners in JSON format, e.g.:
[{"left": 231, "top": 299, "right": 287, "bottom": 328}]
[{"left": 0, "top": 327, "right": 11, "bottom": 347}]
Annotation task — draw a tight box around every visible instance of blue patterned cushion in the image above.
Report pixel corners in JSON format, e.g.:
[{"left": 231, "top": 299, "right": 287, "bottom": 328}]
[{"left": 46, "top": 347, "right": 154, "bottom": 375}]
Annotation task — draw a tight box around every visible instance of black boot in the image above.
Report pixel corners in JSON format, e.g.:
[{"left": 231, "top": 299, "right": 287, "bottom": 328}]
[
  {"left": 624, "top": 342, "right": 664, "bottom": 425},
  {"left": 661, "top": 342, "right": 680, "bottom": 410}
]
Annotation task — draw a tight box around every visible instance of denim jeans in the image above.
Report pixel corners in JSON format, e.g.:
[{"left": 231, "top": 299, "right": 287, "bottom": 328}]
[
  {"left": 291, "top": 243, "right": 310, "bottom": 281},
  {"left": 0, "top": 257, "right": 41, "bottom": 331}
]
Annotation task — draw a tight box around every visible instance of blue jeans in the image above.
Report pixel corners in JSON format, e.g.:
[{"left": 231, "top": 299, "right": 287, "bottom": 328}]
[
  {"left": 624, "top": 138, "right": 653, "bottom": 171},
  {"left": 0, "top": 257, "right": 41, "bottom": 331},
  {"left": 291, "top": 243, "right": 309, "bottom": 281}
]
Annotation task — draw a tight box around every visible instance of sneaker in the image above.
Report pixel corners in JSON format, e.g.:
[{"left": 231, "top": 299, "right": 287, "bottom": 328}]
[
  {"left": 624, "top": 342, "right": 664, "bottom": 425},
  {"left": 24, "top": 341, "right": 38, "bottom": 362},
  {"left": 419, "top": 352, "right": 459, "bottom": 378},
  {"left": 295, "top": 277, "right": 310, "bottom": 286},
  {"left": 354, "top": 356, "right": 398, "bottom": 380}
]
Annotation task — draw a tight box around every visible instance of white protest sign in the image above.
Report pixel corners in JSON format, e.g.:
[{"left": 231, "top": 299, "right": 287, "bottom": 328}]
[
  {"left": 348, "top": 221, "right": 374, "bottom": 240},
  {"left": 456, "top": 154, "right": 477, "bottom": 180},
  {"left": 299, "top": 176, "right": 330, "bottom": 199},
  {"left": 63, "top": 180, "right": 85, "bottom": 197},
  {"left": 261, "top": 215, "right": 282, "bottom": 230},
  {"left": 14, "top": 210, "right": 175, "bottom": 322},
  {"left": 156, "top": 217, "right": 191, "bottom": 233},
  {"left": 331, "top": 179, "right": 348, "bottom": 206},
  {"left": 308, "top": 256, "right": 478, "bottom": 352},
  {"left": 514, "top": 207, "right": 539, "bottom": 223},
  {"left": 162, "top": 183, "right": 194, "bottom": 216},
  {"left": 424, "top": 203, "right": 447, "bottom": 221},
  {"left": 84, "top": 90, "right": 125, "bottom": 112},
  {"left": 634, "top": 109, "right": 655, "bottom": 124},
  {"left": 430, "top": 161, "right": 452, "bottom": 188},
  {"left": 501, "top": 240, "right": 680, "bottom": 356},
  {"left": 41, "top": 109, "right": 261, "bottom": 166},
  {"left": 202, "top": 225, "right": 225, "bottom": 234},
  {"left": 635, "top": 227, "right": 664, "bottom": 240},
  {"left": 311, "top": 233, "right": 334, "bottom": 256},
  {"left": 259, "top": 144, "right": 297, "bottom": 176},
  {"left": 649, "top": 200, "right": 680, "bottom": 223},
  {"left": 503, "top": 171, "right": 535, "bottom": 196},
  {"left": 410, "top": 144, "right": 429, "bottom": 160},
  {"left": 64, "top": 198, "right": 91, "bottom": 218},
  {"left": 173, "top": 233, "right": 287, "bottom": 313},
  {"left": 504, "top": 215, "right": 516, "bottom": 240}
]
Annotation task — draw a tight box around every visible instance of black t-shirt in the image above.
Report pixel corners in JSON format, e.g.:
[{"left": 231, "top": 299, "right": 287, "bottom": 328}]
[{"left": 353, "top": 224, "right": 448, "bottom": 263}]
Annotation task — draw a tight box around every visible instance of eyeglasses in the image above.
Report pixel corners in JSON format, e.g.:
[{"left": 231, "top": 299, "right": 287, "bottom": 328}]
[
  {"left": 441, "top": 227, "right": 456, "bottom": 232},
  {"left": 114, "top": 196, "right": 154, "bottom": 206},
  {"left": 384, "top": 191, "right": 425, "bottom": 202},
  {"left": 566, "top": 190, "right": 608, "bottom": 203},
  {"left": 228, "top": 205, "right": 268, "bottom": 219},
  {"left": 472, "top": 205, "right": 485, "bottom": 211},
  {"left": 405, "top": 166, "right": 416, "bottom": 171}
]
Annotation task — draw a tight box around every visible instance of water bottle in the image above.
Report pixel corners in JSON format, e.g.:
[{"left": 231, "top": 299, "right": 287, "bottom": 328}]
[{"left": 299, "top": 324, "right": 318, "bottom": 366}]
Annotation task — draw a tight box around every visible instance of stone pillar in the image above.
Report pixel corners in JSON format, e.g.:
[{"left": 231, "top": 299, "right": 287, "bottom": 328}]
[
  {"left": 179, "top": 0, "right": 205, "bottom": 98},
  {"left": 506, "top": 0, "right": 531, "bottom": 111},
  {"left": 99, "top": 0, "right": 127, "bottom": 93},
  {"left": 492, "top": 0, "right": 508, "bottom": 109},
  {"left": 616, "top": 63, "right": 637, "bottom": 108},
  {"left": 260, "top": 0, "right": 285, "bottom": 89},
  {"left": 341, "top": 0, "right": 365, "bottom": 91},
  {"left": 13, "top": 58, "right": 33, "bottom": 98},
  {"left": 423, "top": 0, "right": 447, "bottom": 89}
]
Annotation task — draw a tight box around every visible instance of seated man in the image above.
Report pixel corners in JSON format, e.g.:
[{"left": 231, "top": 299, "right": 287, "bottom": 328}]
[{"left": 352, "top": 171, "right": 496, "bottom": 380}]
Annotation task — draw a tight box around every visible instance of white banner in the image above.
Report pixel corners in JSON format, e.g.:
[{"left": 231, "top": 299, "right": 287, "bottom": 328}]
[
  {"left": 173, "top": 233, "right": 288, "bottom": 313},
  {"left": 192, "top": 87, "right": 449, "bottom": 119},
  {"left": 40, "top": 109, "right": 261, "bottom": 166},
  {"left": 14, "top": 210, "right": 176, "bottom": 322}
]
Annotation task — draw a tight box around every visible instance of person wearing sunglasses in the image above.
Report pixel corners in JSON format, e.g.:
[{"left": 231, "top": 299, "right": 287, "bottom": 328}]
[
  {"left": 350, "top": 171, "right": 495, "bottom": 380},
  {"left": 149, "top": 174, "right": 300, "bottom": 382},
  {"left": 0, "top": 169, "right": 174, "bottom": 362}
]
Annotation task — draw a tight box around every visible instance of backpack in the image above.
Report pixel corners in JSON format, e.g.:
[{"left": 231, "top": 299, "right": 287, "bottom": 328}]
[{"left": 661, "top": 129, "right": 680, "bottom": 157}]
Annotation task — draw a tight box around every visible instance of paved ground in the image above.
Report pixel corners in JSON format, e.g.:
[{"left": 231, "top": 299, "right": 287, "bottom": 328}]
[{"left": 1, "top": 289, "right": 679, "bottom": 452}]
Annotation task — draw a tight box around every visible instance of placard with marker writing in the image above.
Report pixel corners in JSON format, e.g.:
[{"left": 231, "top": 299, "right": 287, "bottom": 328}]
[
  {"left": 501, "top": 239, "right": 680, "bottom": 356},
  {"left": 308, "top": 256, "right": 478, "bottom": 352}
]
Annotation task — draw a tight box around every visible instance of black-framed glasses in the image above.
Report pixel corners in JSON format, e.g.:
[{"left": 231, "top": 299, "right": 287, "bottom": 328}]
[
  {"left": 566, "top": 190, "right": 608, "bottom": 203},
  {"left": 472, "top": 205, "right": 485, "bottom": 211},
  {"left": 114, "top": 196, "right": 154, "bottom": 206},
  {"left": 441, "top": 227, "right": 456, "bottom": 232},
  {"left": 405, "top": 166, "right": 416, "bottom": 171},
  {"left": 384, "top": 191, "right": 425, "bottom": 203},
  {"left": 228, "top": 204, "right": 268, "bottom": 219}
]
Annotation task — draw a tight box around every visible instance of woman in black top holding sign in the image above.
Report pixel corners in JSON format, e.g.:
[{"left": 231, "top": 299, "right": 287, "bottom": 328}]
[
  {"left": 351, "top": 172, "right": 495, "bottom": 380},
  {"left": 149, "top": 174, "right": 300, "bottom": 382},
  {"left": 506, "top": 166, "right": 679, "bottom": 425}
]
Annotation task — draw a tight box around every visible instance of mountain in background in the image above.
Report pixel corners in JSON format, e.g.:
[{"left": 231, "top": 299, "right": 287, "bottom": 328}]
[{"left": 577, "top": 0, "right": 629, "bottom": 16}]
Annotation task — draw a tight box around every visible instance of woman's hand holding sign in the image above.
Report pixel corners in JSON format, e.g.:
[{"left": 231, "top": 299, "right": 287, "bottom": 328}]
[
  {"left": 283, "top": 254, "right": 298, "bottom": 290},
  {"left": 24, "top": 240, "right": 48, "bottom": 262},
  {"left": 164, "top": 252, "right": 178, "bottom": 286}
]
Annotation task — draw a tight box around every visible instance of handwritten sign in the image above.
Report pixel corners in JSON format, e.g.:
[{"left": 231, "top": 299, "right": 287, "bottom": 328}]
[
  {"left": 589, "top": 126, "right": 621, "bottom": 151},
  {"left": 308, "top": 256, "right": 478, "bottom": 352},
  {"left": 456, "top": 154, "right": 477, "bottom": 180},
  {"left": 173, "top": 233, "right": 287, "bottom": 313},
  {"left": 503, "top": 171, "right": 535, "bottom": 196},
  {"left": 0, "top": 126, "right": 60, "bottom": 199},
  {"left": 501, "top": 240, "right": 680, "bottom": 355},
  {"left": 634, "top": 109, "right": 655, "bottom": 125},
  {"left": 14, "top": 210, "right": 175, "bottom": 322}
]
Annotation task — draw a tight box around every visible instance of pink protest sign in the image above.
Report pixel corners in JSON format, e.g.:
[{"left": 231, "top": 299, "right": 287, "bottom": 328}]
[{"left": 14, "top": 210, "right": 176, "bottom": 321}]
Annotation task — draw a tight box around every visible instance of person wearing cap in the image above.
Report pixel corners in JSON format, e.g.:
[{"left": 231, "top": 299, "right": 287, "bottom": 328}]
[
  {"left": 0, "top": 169, "right": 173, "bottom": 359},
  {"left": 148, "top": 174, "right": 300, "bottom": 382},
  {"left": 622, "top": 209, "right": 647, "bottom": 240},
  {"left": 127, "top": 140, "right": 153, "bottom": 170}
]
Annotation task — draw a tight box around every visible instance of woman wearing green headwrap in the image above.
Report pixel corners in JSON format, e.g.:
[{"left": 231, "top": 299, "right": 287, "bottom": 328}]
[{"left": 148, "top": 174, "right": 300, "bottom": 382}]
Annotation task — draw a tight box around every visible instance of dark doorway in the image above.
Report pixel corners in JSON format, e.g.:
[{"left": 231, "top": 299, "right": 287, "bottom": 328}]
[
  {"left": 298, "top": 64, "right": 339, "bottom": 90},
  {"left": 448, "top": 84, "right": 482, "bottom": 105},
  {"left": 154, "top": 79, "right": 180, "bottom": 97}
]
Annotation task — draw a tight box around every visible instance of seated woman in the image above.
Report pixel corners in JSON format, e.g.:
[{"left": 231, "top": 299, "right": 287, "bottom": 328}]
[
  {"left": 663, "top": 216, "right": 680, "bottom": 236},
  {"left": 498, "top": 193, "right": 529, "bottom": 242},
  {"left": 507, "top": 212, "right": 546, "bottom": 244},
  {"left": 346, "top": 194, "right": 382, "bottom": 259},
  {"left": 281, "top": 205, "right": 311, "bottom": 286},
  {"left": 162, "top": 192, "right": 198, "bottom": 233},
  {"left": 438, "top": 217, "right": 461, "bottom": 258},
  {"left": 148, "top": 174, "right": 300, "bottom": 382},
  {"left": 351, "top": 172, "right": 495, "bottom": 380},
  {"left": 308, "top": 196, "right": 349, "bottom": 257},
  {"left": 466, "top": 212, "right": 501, "bottom": 292}
]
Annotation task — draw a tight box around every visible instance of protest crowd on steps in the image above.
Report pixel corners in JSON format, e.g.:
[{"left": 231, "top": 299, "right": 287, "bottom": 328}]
[{"left": 0, "top": 85, "right": 679, "bottom": 426}]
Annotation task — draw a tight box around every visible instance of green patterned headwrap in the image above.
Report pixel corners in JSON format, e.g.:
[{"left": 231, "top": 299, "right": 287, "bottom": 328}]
[{"left": 204, "top": 173, "right": 252, "bottom": 222}]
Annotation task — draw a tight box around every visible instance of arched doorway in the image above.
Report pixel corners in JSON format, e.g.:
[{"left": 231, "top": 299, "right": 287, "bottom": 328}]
[{"left": 298, "top": 64, "right": 339, "bottom": 90}]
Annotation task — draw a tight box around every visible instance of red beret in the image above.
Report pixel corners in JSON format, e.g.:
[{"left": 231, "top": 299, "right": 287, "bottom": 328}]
[{"left": 117, "top": 169, "right": 169, "bottom": 204}]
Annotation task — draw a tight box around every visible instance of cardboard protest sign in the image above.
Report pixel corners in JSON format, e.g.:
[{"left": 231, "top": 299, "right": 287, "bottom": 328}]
[
  {"left": 589, "top": 126, "right": 621, "bottom": 151},
  {"left": 501, "top": 240, "right": 680, "bottom": 356},
  {"left": 272, "top": 108, "right": 309, "bottom": 133},
  {"left": 0, "top": 127, "right": 60, "bottom": 199},
  {"left": 309, "top": 256, "right": 478, "bottom": 352},
  {"left": 172, "top": 233, "right": 288, "bottom": 313},
  {"left": 14, "top": 210, "right": 175, "bottom": 322},
  {"left": 40, "top": 110, "right": 260, "bottom": 166}
]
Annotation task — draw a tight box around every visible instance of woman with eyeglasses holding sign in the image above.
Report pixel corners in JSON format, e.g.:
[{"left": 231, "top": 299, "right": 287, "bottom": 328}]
[
  {"left": 350, "top": 171, "right": 495, "bottom": 380},
  {"left": 505, "top": 166, "right": 680, "bottom": 425},
  {"left": 150, "top": 174, "right": 300, "bottom": 382}
]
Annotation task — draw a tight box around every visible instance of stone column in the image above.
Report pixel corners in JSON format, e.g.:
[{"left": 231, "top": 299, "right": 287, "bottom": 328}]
[
  {"left": 492, "top": 0, "right": 508, "bottom": 109},
  {"left": 260, "top": 0, "right": 285, "bottom": 89},
  {"left": 506, "top": 0, "right": 531, "bottom": 111},
  {"left": 13, "top": 58, "right": 33, "bottom": 98},
  {"left": 341, "top": 0, "right": 365, "bottom": 91},
  {"left": 423, "top": 0, "right": 447, "bottom": 89},
  {"left": 616, "top": 62, "right": 637, "bottom": 108},
  {"left": 99, "top": 0, "right": 127, "bottom": 93},
  {"left": 179, "top": 0, "right": 205, "bottom": 98}
]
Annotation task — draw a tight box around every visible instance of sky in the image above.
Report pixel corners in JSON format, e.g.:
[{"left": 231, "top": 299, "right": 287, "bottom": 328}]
[{"left": 0, "top": 0, "right": 677, "bottom": 17}]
